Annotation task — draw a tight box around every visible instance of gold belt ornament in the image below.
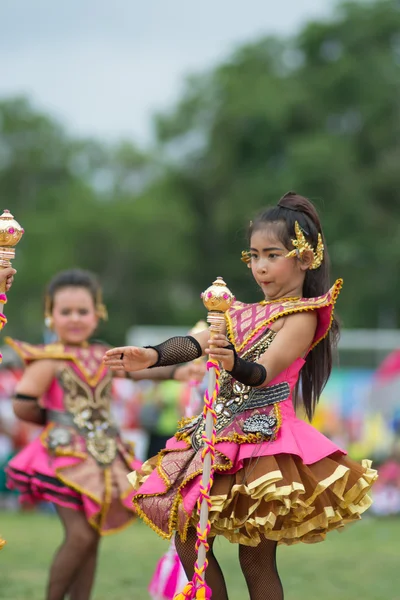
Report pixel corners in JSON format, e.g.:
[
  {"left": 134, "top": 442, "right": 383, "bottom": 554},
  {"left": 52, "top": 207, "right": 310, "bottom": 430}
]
[{"left": 47, "top": 409, "right": 118, "bottom": 466}]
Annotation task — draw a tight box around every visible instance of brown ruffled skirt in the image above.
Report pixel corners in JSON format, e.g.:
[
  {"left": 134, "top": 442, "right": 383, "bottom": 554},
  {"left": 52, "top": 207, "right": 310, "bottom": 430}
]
[{"left": 130, "top": 445, "right": 377, "bottom": 547}]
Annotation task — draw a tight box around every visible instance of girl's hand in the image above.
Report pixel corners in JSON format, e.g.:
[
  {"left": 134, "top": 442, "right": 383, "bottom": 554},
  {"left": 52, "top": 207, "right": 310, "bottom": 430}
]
[
  {"left": 0, "top": 267, "right": 16, "bottom": 292},
  {"left": 205, "top": 334, "right": 235, "bottom": 372},
  {"left": 103, "top": 346, "right": 158, "bottom": 372}
]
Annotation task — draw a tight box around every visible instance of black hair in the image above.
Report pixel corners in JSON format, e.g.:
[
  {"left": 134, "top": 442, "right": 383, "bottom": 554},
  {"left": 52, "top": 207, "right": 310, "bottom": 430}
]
[
  {"left": 249, "top": 191, "right": 340, "bottom": 421},
  {"left": 45, "top": 268, "right": 102, "bottom": 313}
]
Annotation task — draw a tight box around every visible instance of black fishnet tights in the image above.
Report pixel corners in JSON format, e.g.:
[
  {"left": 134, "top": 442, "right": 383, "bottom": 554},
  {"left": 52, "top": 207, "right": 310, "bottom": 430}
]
[
  {"left": 175, "top": 529, "right": 229, "bottom": 600},
  {"left": 239, "top": 537, "right": 283, "bottom": 600},
  {"left": 46, "top": 505, "right": 100, "bottom": 600},
  {"left": 176, "top": 529, "right": 283, "bottom": 600}
]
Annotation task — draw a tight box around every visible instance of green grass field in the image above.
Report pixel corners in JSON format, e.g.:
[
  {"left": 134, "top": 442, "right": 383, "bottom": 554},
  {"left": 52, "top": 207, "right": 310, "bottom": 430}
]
[{"left": 0, "top": 511, "right": 399, "bottom": 599}]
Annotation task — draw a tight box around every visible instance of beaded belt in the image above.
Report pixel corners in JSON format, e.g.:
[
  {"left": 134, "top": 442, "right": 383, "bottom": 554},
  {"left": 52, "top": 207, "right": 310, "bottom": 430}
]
[
  {"left": 46, "top": 409, "right": 119, "bottom": 465},
  {"left": 179, "top": 382, "right": 290, "bottom": 451}
]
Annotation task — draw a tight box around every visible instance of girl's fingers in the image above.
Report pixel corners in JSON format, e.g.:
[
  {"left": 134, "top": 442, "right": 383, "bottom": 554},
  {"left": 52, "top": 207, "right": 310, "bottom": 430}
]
[
  {"left": 206, "top": 346, "right": 231, "bottom": 353},
  {"left": 103, "top": 355, "right": 120, "bottom": 363},
  {"left": 207, "top": 340, "right": 229, "bottom": 348},
  {"left": 105, "top": 360, "right": 124, "bottom": 368},
  {"left": 104, "top": 347, "right": 126, "bottom": 357},
  {"left": 208, "top": 352, "right": 230, "bottom": 359}
]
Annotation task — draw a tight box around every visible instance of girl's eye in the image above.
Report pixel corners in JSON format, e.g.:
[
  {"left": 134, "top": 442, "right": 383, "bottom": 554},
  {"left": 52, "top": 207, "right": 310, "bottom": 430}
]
[
  {"left": 79, "top": 309, "right": 89, "bottom": 315},
  {"left": 250, "top": 253, "right": 258, "bottom": 259},
  {"left": 268, "top": 253, "right": 279, "bottom": 259}
]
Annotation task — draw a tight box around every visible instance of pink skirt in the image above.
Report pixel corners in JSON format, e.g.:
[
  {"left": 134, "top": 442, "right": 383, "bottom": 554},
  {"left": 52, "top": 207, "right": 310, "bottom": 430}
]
[{"left": 7, "top": 423, "right": 141, "bottom": 535}]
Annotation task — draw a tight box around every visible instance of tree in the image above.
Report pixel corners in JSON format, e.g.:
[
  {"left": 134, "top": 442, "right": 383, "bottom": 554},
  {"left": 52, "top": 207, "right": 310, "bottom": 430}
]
[
  {"left": 152, "top": 0, "right": 400, "bottom": 327},
  {"left": 2, "top": 0, "right": 400, "bottom": 344}
]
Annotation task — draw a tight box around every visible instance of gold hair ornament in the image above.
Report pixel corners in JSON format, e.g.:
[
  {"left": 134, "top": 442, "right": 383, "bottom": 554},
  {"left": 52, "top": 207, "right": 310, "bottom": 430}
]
[
  {"left": 241, "top": 220, "right": 254, "bottom": 266},
  {"left": 44, "top": 295, "right": 53, "bottom": 329},
  {"left": 285, "top": 221, "right": 324, "bottom": 270},
  {"left": 96, "top": 290, "right": 108, "bottom": 321}
]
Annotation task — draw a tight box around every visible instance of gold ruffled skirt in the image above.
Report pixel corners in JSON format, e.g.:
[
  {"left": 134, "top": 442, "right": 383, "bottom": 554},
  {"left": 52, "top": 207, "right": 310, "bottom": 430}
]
[{"left": 130, "top": 443, "right": 377, "bottom": 546}]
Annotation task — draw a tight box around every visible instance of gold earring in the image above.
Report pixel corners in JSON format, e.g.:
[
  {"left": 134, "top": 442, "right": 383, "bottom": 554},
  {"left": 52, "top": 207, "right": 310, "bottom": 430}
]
[
  {"left": 96, "top": 303, "right": 108, "bottom": 321},
  {"left": 95, "top": 289, "right": 108, "bottom": 321},
  {"left": 44, "top": 314, "right": 54, "bottom": 330}
]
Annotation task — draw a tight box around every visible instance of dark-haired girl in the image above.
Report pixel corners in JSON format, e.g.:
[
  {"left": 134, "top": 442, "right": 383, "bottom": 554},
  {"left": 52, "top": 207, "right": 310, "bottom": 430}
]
[
  {"left": 5, "top": 268, "right": 188, "bottom": 600},
  {"left": 104, "top": 194, "right": 377, "bottom": 600}
]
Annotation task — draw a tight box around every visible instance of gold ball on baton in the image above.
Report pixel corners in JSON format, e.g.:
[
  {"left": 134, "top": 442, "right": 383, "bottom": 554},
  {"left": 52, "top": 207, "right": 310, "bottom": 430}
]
[
  {"left": 201, "top": 276, "right": 234, "bottom": 332},
  {"left": 0, "top": 209, "right": 24, "bottom": 293}
]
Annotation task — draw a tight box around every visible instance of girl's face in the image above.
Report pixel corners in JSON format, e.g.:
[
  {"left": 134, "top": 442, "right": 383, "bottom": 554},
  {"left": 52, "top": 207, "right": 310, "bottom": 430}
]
[
  {"left": 51, "top": 286, "right": 99, "bottom": 345},
  {"left": 249, "top": 226, "right": 311, "bottom": 301}
]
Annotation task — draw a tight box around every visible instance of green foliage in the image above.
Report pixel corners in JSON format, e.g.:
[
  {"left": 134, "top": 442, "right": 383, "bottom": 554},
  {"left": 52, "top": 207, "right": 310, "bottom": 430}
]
[{"left": 1, "top": 0, "right": 400, "bottom": 345}]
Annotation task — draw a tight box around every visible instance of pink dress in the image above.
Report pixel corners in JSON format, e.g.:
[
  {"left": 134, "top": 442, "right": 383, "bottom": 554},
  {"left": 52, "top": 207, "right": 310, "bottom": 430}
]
[
  {"left": 129, "top": 280, "right": 377, "bottom": 546},
  {"left": 5, "top": 339, "right": 141, "bottom": 535}
]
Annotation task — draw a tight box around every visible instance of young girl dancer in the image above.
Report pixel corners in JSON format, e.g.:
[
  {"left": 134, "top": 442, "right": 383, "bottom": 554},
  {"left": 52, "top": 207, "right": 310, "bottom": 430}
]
[
  {"left": 104, "top": 193, "right": 377, "bottom": 599},
  {"left": 5, "top": 268, "right": 186, "bottom": 599}
]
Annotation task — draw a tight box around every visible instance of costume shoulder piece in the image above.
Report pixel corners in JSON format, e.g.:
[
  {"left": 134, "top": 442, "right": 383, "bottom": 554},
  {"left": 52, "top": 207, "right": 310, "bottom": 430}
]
[
  {"left": 225, "top": 279, "right": 343, "bottom": 354},
  {"left": 4, "top": 338, "right": 109, "bottom": 387}
]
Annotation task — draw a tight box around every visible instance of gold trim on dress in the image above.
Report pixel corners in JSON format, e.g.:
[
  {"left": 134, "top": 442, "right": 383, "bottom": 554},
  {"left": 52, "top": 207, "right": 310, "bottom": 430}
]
[
  {"left": 131, "top": 445, "right": 234, "bottom": 541},
  {"left": 4, "top": 338, "right": 107, "bottom": 387},
  {"left": 225, "top": 279, "right": 343, "bottom": 353},
  {"left": 192, "top": 459, "right": 378, "bottom": 546}
]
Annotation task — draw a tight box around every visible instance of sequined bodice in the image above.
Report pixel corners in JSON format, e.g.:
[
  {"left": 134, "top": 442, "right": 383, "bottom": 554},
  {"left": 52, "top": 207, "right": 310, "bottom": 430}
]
[
  {"left": 214, "top": 329, "right": 277, "bottom": 426},
  {"left": 178, "top": 329, "right": 292, "bottom": 450},
  {"left": 50, "top": 362, "right": 119, "bottom": 465},
  {"left": 58, "top": 364, "right": 113, "bottom": 426}
]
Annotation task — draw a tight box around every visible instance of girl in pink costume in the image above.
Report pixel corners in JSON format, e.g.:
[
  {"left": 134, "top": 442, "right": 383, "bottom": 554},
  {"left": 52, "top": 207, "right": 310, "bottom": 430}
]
[
  {"left": 5, "top": 269, "right": 185, "bottom": 600},
  {"left": 104, "top": 193, "right": 377, "bottom": 600}
]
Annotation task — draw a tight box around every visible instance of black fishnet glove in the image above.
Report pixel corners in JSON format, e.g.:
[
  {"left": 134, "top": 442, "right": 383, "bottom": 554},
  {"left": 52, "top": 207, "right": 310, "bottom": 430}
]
[
  {"left": 145, "top": 335, "right": 202, "bottom": 367},
  {"left": 226, "top": 344, "right": 267, "bottom": 386}
]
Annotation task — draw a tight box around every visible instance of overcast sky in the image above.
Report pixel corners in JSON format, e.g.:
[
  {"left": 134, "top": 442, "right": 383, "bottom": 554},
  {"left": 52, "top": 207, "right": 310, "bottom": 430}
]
[{"left": 1, "top": 0, "right": 335, "bottom": 143}]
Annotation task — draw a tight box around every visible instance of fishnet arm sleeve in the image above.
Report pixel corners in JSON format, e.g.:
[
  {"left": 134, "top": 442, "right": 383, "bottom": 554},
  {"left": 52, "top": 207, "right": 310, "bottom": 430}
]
[
  {"left": 226, "top": 344, "right": 267, "bottom": 387},
  {"left": 145, "top": 335, "right": 202, "bottom": 367}
]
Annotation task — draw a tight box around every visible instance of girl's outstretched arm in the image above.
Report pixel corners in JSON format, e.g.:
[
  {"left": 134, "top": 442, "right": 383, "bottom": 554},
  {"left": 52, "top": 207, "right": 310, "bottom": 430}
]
[
  {"left": 103, "top": 329, "right": 209, "bottom": 372},
  {"left": 112, "top": 361, "right": 205, "bottom": 383}
]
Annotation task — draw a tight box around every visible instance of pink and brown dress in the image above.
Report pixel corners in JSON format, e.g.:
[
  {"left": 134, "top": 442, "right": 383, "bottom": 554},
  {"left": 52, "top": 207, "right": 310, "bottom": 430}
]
[
  {"left": 5, "top": 340, "right": 141, "bottom": 535},
  {"left": 129, "top": 280, "right": 377, "bottom": 546}
]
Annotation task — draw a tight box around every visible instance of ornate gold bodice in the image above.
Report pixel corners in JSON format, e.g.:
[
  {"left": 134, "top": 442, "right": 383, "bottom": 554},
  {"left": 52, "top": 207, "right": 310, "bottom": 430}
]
[
  {"left": 214, "top": 329, "right": 277, "bottom": 427},
  {"left": 53, "top": 365, "right": 118, "bottom": 465},
  {"left": 177, "top": 329, "right": 291, "bottom": 450}
]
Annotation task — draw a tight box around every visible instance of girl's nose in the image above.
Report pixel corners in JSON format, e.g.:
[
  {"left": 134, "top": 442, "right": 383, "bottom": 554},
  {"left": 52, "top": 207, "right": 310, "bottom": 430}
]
[{"left": 257, "top": 262, "right": 267, "bottom": 273}]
